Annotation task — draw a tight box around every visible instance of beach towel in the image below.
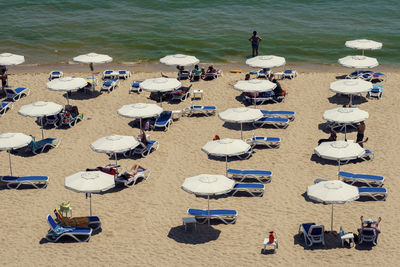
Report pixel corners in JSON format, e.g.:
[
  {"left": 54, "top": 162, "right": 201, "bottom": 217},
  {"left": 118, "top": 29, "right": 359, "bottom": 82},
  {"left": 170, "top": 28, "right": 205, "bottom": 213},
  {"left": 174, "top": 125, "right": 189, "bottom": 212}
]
[{"left": 56, "top": 209, "right": 90, "bottom": 228}]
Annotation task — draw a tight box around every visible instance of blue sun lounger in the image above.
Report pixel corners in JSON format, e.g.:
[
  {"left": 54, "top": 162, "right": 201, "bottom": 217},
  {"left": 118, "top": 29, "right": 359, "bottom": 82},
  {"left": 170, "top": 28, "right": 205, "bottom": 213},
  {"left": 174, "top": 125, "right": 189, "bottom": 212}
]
[
  {"left": 129, "top": 140, "right": 159, "bottom": 158},
  {"left": 49, "top": 71, "right": 63, "bottom": 80},
  {"left": 5, "top": 87, "right": 30, "bottom": 101},
  {"left": 0, "top": 101, "right": 13, "bottom": 116},
  {"left": 46, "top": 215, "right": 92, "bottom": 242},
  {"left": 359, "top": 227, "right": 378, "bottom": 245},
  {"left": 358, "top": 187, "right": 387, "bottom": 201},
  {"left": 1, "top": 175, "right": 49, "bottom": 189},
  {"left": 27, "top": 138, "right": 61, "bottom": 155},
  {"left": 367, "top": 85, "right": 383, "bottom": 99},
  {"left": 184, "top": 105, "right": 216, "bottom": 117},
  {"left": 153, "top": 111, "right": 173, "bottom": 131},
  {"left": 100, "top": 79, "right": 119, "bottom": 93},
  {"left": 245, "top": 135, "right": 281, "bottom": 148},
  {"left": 130, "top": 81, "right": 143, "bottom": 93},
  {"left": 261, "top": 110, "right": 295, "bottom": 121},
  {"left": 187, "top": 208, "right": 238, "bottom": 224},
  {"left": 226, "top": 169, "right": 272, "bottom": 183},
  {"left": 338, "top": 171, "right": 384, "bottom": 187},
  {"left": 253, "top": 117, "right": 289, "bottom": 129},
  {"left": 54, "top": 209, "right": 102, "bottom": 231},
  {"left": 361, "top": 149, "right": 374, "bottom": 161},
  {"left": 231, "top": 183, "right": 265, "bottom": 197},
  {"left": 298, "top": 223, "right": 326, "bottom": 247},
  {"left": 118, "top": 70, "right": 131, "bottom": 79}
]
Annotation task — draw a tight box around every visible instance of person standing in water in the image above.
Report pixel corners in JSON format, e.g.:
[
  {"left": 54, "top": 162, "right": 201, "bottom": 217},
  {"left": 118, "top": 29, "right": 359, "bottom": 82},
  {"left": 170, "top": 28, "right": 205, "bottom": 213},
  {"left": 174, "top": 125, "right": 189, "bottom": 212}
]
[{"left": 249, "top": 31, "right": 262, "bottom": 57}]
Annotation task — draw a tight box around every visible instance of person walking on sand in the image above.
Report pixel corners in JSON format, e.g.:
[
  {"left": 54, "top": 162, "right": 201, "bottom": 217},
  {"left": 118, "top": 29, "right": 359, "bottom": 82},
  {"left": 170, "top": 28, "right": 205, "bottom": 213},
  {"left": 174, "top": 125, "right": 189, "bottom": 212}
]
[
  {"left": 356, "top": 121, "right": 368, "bottom": 148},
  {"left": 249, "top": 31, "right": 262, "bottom": 57}
]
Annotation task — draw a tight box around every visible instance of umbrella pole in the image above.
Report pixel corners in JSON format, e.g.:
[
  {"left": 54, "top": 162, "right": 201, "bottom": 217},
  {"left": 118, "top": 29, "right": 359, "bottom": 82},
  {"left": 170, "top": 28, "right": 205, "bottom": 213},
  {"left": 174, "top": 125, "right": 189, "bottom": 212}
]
[
  {"left": 140, "top": 118, "right": 142, "bottom": 130},
  {"left": 115, "top": 152, "right": 118, "bottom": 165},
  {"left": 208, "top": 195, "right": 210, "bottom": 226},
  {"left": 331, "top": 204, "right": 334, "bottom": 231},
  {"left": 66, "top": 93, "right": 70, "bottom": 106},
  {"left": 240, "top": 123, "right": 243, "bottom": 139},
  {"left": 160, "top": 95, "right": 163, "bottom": 107},
  {"left": 89, "top": 193, "right": 92, "bottom": 216},
  {"left": 8, "top": 150, "right": 12, "bottom": 176},
  {"left": 338, "top": 160, "right": 341, "bottom": 176},
  {"left": 225, "top": 156, "right": 228, "bottom": 171},
  {"left": 41, "top": 117, "right": 44, "bottom": 139}
]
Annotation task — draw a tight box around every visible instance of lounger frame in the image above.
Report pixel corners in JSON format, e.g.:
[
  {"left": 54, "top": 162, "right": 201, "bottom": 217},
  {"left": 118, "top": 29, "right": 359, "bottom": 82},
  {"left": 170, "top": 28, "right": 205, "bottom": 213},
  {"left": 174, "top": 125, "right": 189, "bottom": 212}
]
[{"left": 1, "top": 175, "right": 49, "bottom": 189}]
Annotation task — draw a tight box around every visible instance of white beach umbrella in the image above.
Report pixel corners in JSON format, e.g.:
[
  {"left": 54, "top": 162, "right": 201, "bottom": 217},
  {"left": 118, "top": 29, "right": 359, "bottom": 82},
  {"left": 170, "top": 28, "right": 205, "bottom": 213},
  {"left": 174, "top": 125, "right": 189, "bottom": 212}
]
[
  {"left": 307, "top": 180, "right": 359, "bottom": 231},
  {"left": 246, "top": 55, "right": 286, "bottom": 68},
  {"left": 90, "top": 135, "right": 139, "bottom": 165},
  {"left": 18, "top": 101, "right": 63, "bottom": 139},
  {"left": 314, "top": 140, "right": 365, "bottom": 171},
  {"left": 46, "top": 77, "right": 87, "bottom": 105},
  {"left": 65, "top": 171, "right": 115, "bottom": 215},
  {"left": 323, "top": 107, "right": 369, "bottom": 139},
  {"left": 139, "top": 78, "right": 181, "bottom": 106},
  {"left": 117, "top": 103, "right": 163, "bottom": 129},
  {"left": 330, "top": 79, "right": 373, "bottom": 105},
  {"left": 73, "top": 52, "right": 113, "bottom": 80},
  {"left": 338, "top": 55, "right": 378, "bottom": 69},
  {"left": 218, "top": 107, "right": 263, "bottom": 139},
  {"left": 160, "top": 54, "right": 199, "bottom": 67},
  {"left": 0, "top": 133, "right": 33, "bottom": 175},
  {"left": 182, "top": 174, "right": 235, "bottom": 225},
  {"left": 234, "top": 79, "right": 276, "bottom": 93},
  {"left": 345, "top": 39, "right": 382, "bottom": 55},
  {"left": 202, "top": 138, "right": 251, "bottom": 170},
  {"left": 0, "top": 53, "right": 25, "bottom": 66}
]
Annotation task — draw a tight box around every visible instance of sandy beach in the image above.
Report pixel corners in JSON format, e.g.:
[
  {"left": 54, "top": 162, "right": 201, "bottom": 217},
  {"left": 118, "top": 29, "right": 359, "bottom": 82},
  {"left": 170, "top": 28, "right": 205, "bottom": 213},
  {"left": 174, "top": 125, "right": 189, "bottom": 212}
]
[{"left": 1, "top": 63, "right": 399, "bottom": 266}]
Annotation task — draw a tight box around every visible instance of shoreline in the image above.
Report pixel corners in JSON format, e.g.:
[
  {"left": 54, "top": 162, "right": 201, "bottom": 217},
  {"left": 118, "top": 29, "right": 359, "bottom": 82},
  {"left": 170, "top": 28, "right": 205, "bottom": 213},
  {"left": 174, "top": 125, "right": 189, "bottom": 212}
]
[{"left": 6, "top": 61, "right": 399, "bottom": 74}]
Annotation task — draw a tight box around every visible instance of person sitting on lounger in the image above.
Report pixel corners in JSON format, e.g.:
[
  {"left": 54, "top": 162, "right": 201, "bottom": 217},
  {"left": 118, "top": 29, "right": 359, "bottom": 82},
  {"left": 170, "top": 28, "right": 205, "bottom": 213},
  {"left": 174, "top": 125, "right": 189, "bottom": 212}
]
[
  {"left": 269, "top": 74, "right": 285, "bottom": 99},
  {"left": 207, "top": 65, "right": 216, "bottom": 74},
  {"left": 245, "top": 73, "right": 251, "bottom": 80},
  {"left": 360, "top": 216, "right": 381, "bottom": 233},
  {"left": 139, "top": 129, "right": 149, "bottom": 145},
  {"left": 191, "top": 65, "right": 201, "bottom": 81},
  {"left": 318, "top": 131, "right": 337, "bottom": 145},
  {"left": 120, "top": 164, "right": 147, "bottom": 179}
]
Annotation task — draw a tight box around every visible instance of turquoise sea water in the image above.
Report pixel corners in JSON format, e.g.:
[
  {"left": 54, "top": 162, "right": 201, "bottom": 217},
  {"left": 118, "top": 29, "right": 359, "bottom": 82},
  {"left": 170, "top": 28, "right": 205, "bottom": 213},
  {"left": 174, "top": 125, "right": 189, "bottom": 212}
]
[{"left": 1, "top": 0, "right": 399, "bottom": 65}]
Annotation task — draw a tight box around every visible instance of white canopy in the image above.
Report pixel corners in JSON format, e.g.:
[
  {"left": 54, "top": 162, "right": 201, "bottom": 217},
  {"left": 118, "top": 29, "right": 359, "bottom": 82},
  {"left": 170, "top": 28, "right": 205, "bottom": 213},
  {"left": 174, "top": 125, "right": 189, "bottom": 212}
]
[
  {"left": 47, "top": 77, "right": 87, "bottom": 91},
  {"left": 160, "top": 54, "right": 199, "bottom": 66},
  {"left": 307, "top": 180, "right": 359, "bottom": 231},
  {"left": 246, "top": 55, "right": 286, "bottom": 68},
  {"left": 18, "top": 101, "right": 63, "bottom": 117},
  {"left": 338, "top": 55, "right": 379, "bottom": 69},
  {"left": 73, "top": 53, "right": 113, "bottom": 64},
  {"left": 314, "top": 141, "right": 365, "bottom": 162},
  {"left": 90, "top": 135, "right": 139, "bottom": 154},
  {"left": 64, "top": 171, "right": 115, "bottom": 215},
  {"left": 345, "top": 39, "right": 382, "bottom": 51},
  {"left": 182, "top": 174, "right": 235, "bottom": 196},
  {"left": 0, "top": 132, "right": 33, "bottom": 176},
  {"left": 330, "top": 79, "right": 372, "bottom": 95},
  {"left": 0, "top": 53, "right": 25, "bottom": 66},
  {"left": 233, "top": 79, "right": 276, "bottom": 93},
  {"left": 323, "top": 107, "right": 369, "bottom": 124},
  {"left": 117, "top": 103, "right": 163, "bottom": 119},
  {"left": 202, "top": 138, "right": 251, "bottom": 157},
  {"left": 219, "top": 107, "right": 263, "bottom": 123},
  {"left": 139, "top": 77, "right": 181, "bottom": 92}
]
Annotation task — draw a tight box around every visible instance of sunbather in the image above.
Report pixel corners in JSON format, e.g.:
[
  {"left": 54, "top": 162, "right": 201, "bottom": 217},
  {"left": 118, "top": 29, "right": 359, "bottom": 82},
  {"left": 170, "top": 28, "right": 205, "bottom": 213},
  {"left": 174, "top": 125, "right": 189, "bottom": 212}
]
[
  {"left": 356, "top": 121, "right": 368, "bottom": 148},
  {"left": 360, "top": 216, "right": 381, "bottom": 233},
  {"left": 86, "top": 164, "right": 120, "bottom": 176},
  {"left": 318, "top": 131, "right": 337, "bottom": 145},
  {"left": 245, "top": 73, "right": 250, "bottom": 80},
  {"left": 191, "top": 65, "right": 201, "bottom": 81},
  {"left": 138, "top": 129, "right": 149, "bottom": 145},
  {"left": 120, "top": 164, "right": 147, "bottom": 179},
  {"left": 269, "top": 74, "right": 285, "bottom": 99}
]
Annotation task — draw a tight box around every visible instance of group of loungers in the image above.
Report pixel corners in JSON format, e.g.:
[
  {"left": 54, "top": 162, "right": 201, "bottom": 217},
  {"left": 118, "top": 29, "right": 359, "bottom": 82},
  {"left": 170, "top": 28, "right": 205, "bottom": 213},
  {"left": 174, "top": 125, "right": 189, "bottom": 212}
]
[
  {"left": 0, "top": 87, "right": 30, "bottom": 116},
  {"left": 252, "top": 110, "right": 295, "bottom": 129},
  {"left": 339, "top": 171, "right": 387, "bottom": 201},
  {"left": 100, "top": 70, "right": 130, "bottom": 93}
]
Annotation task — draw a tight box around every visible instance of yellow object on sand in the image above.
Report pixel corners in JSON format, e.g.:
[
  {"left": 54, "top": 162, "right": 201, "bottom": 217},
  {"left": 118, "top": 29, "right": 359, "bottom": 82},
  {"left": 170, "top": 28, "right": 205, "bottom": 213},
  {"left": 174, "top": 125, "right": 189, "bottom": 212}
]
[{"left": 230, "top": 69, "right": 242, "bottom": 73}]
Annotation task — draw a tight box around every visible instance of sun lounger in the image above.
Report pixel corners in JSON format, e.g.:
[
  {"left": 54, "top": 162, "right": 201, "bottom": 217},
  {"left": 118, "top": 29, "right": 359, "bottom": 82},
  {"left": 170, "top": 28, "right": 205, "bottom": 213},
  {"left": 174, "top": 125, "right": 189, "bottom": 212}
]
[
  {"left": 178, "top": 70, "right": 192, "bottom": 80},
  {"left": 361, "top": 72, "right": 385, "bottom": 82},
  {"left": 245, "top": 135, "right": 281, "bottom": 149},
  {"left": 26, "top": 138, "right": 61, "bottom": 154},
  {"left": 231, "top": 183, "right": 264, "bottom": 197},
  {"left": 49, "top": 71, "right": 63, "bottom": 80},
  {"left": 127, "top": 140, "right": 159, "bottom": 158},
  {"left": 367, "top": 84, "right": 383, "bottom": 99},
  {"left": 358, "top": 187, "right": 387, "bottom": 201},
  {"left": 253, "top": 117, "right": 289, "bottom": 129},
  {"left": 100, "top": 79, "right": 119, "bottom": 93},
  {"left": 244, "top": 91, "right": 275, "bottom": 105},
  {"left": 118, "top": 70, "right": 131, "bottom": 79},
  {"left": 361, "top": 149, "right": 374, "bottom": 161},
  {"left": 298, "top": 223, "right": 325, "bottom": 247},
  {"left": 274, "top": 70, "right": 298, "bottom": 80},
  {"left": 45, "top": 215, "right": 92, "bottom": 242},
  {"left": 59, "top": 110, "right": 83, "bottom": 128},
  {"left": 54, "top": 209, "right": 102, "bottom": 231},
  {"left": 5, "top": 87, "right": 30, "bottom": 101},
  {"left": 44, "top": 114, "right": 61, "bottom": 127},
  {"left": 1, "top": 175, "right": 49, "bottom": 189},
  {"left": 129, "top": 81, "right": 143, "bottom": 94},
  {"left": 346, "top": 70, "right": 373, "bottom": 80},
  {"left": 170, "top": 86, "right": 191, "bottom": 102},
  {"left": 152, "top": 111, "right": 172, "bottom": 131},
  {"left": 187, "top": 208, "right": 238, "bottom": 224},
  {"left": 338, "top": 171, "right": 384, "bottom": 187},
  {"left": 261, "top": 110, "right": 295, "bottom": 121},
  {"left": 358, "top": 227, "right": 378, "bottom": 245},
  {"left": 115, "top": 168, "right": 151, "bottom": 187},
  {"left": 226, "top": 169, "right": 272, "bottom": 183},
  {"left": 0, "top": 101, "right": 13, "bottom": 116},
  {"left": 256, "top": 68, "right": 271, "bottom": 79},
  {"left": 183, "top": 105, "right": 217, "bottom": 117},
  {"left": 102, "top": 70, "right": 118, "bottom": 80}
]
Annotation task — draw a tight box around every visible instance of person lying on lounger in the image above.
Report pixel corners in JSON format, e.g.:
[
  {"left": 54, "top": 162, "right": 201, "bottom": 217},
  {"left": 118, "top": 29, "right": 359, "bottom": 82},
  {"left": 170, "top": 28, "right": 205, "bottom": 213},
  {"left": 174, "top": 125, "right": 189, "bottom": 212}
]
[
  {"left": 120, "top": 164, "right": 147, "bottom": 179},
  {"left": 86, "top": 164, "right": 120, "bottom": 176}
]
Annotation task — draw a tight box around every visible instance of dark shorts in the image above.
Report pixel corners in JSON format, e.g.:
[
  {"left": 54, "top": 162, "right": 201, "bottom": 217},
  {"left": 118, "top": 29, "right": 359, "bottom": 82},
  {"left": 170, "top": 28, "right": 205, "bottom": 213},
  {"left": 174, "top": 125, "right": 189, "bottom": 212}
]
[{"left": 356, "top": 133, "right": 364, "bottom": 143}]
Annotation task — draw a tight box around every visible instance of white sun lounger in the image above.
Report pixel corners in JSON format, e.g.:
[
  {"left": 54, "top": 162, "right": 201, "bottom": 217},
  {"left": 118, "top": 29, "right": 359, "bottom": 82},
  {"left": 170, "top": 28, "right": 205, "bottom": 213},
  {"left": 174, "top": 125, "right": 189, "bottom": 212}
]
[
  {"left": 187, "top": 208, "right": 237, "bottom": 224},
  {"left": 245, "top": 135, "right": 281, "bottom": 148},
  {"left": 118, "top": 70, "right": 131, "bottom": 79},
  {"left": 26, "top": 138, "right": 61, "bottom": 155},
  {"left": 298, "top": 223, "right": 325, "bottom": 247},
  {"left": 102, "top": 70, "right": 118, "bottom": 80},
  {"left": 253, "top": 117, "right": 289, "bottom": 129},
  {"left": 367, "top": 85, "right": 383, "bottom": 99},
  {"left": 226, "top": 169, "right": 272, "bottom": 183},
  {"left": 100, "top": 79, "right": 119, "bottom": 93},
  {"left": 115, "top": 169, "right": 151, "bottom": 187},
  {"left": 361, "top": 149, "right": 374, "bottom": 161},
  {"left": 358, "top": 227, "right": 378, "bottom": 245},
  {"left": 5, "top": 87, "right": 30, "bottom": 101},
  {"left": 338, "top": 171, "right": 384, "bottom": 187},
  {"left": 46, "top": 215, "right": 92, "bottom": 242},
  {"left": 124, "top": 140, "right": 159, "bottom": 158},
  {"left": 261, "top": 110, "right": 295, "bottom": 121},
  {"left": 358, "top": 187, "right": 387, "bottom": 201},
  {"left": 152, "top": 111, "right": 173, "bottom": 131},
  {"left": 49, "top": 71, "right": 64, "bottom": 80},
  {"left": 0, "top": 101, "right": 13, "bottom": 116},
  {"left": 231, "top": 183, "right": 264, "bottom": 197},
  {"left": 130, "top": 81, "right": 143, "bottom": 94},
  {"left": 1, "top": 175, "right": 49, "bottom": 189},
  {"left": 184, "top": 105, "right": 217, "bottom": 117}
]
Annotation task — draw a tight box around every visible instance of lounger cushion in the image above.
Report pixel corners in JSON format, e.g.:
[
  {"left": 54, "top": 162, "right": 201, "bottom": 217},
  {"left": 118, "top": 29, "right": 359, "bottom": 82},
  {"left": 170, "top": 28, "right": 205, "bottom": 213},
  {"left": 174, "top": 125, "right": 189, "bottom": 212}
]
[
  {"left": 227, "top": 169, "right": 272, "bottom": 176},
  {"left": 1, "top": 175, "right": 49, "bottom": 182},
  {"left": 358, "top": 187, "right": 387, "bottom": 193},
  {"left": 233, "top": 183, "right": 264, "bottom": 189},
  {"left": 188, "top": 209, "right": 237, "bottom": 216}
]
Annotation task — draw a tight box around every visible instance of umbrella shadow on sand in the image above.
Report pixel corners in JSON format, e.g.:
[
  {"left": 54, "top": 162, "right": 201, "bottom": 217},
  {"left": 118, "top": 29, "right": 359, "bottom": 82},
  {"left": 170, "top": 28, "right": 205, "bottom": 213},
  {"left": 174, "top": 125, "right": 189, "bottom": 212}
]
[
  {"left": 293, "top": 231, "right": 344, "bottom": 250},
  {"left": 317, "top": 122, "right": 359, "bottom": 135},
  {"left": 208, "top": 154, "right": 254, "bottom": 163},
  {"left": 328, "top": 94, "right": 368, "bottom": 106},
  {"left": 167, "top": 224, "right": 221, "bottom": 244},
  {"left": 309, "top": 154, "right": 361, "bottom": 167},
  {"left": 222, "top": 122, "right": 254, "bottom": 133},
  {"left": 63, "top": 91, "right": 102, "bottom": 101}
]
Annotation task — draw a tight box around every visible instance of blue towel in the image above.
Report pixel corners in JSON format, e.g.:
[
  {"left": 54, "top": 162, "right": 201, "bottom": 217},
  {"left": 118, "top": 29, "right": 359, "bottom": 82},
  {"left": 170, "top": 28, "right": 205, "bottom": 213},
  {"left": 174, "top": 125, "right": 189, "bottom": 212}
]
[{"left": 52, "top": 224, "right": 73, "bottom": 239}]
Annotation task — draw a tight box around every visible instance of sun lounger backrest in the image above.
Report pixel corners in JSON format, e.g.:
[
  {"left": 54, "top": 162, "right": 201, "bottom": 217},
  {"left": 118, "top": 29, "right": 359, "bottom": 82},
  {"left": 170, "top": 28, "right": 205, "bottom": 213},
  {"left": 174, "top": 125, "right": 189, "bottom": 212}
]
[{"left": 47, "top": 215, "right": 59, "bottom": 230}]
